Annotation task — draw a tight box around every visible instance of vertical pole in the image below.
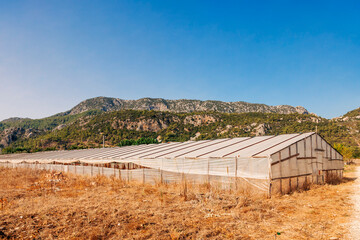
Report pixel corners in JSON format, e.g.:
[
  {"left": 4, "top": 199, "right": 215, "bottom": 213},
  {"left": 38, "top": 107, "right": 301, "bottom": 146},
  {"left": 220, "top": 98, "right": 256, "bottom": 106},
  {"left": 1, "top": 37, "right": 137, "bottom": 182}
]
[
  {"left": 296, "top": 142, "right": 299, "bottom": 190},
  {"left": 158, "top": 167, "right": 161, "bottom": 184},
  {"left": 311, "top": 136, "right": 314, "bottom": 185},
  {"left": 113, "top": 164, "right": 116, "bottom": 177},
  {"left": 102, "top": 164, "right": 104, "bottom": 176},
  {"left": 297, "top": 176, "right": 299, "bottom": 189},
  {"left": 207, "top": 158, "right": 210, "bottom": 184},
  {"left": 289, "top": 147, "right": 292, "bottom": 193},
  {"left": 161, "top": 159, "right": 163, "bottom": 184},
  {"left": 279, "top": 152, "right": 282, "bottom": 194},
  {"left": 289, "top": 178, "right": 291, "bottom": 194},
  {"left": 74, "top": 163, "right": 77, "bottom": 174},
  {"left": 142, "top": 168, "right": 145, "bottom": 184},
  {"left": 235, "top": 156, "right": 238, "bottom": 191},
  {"left": 118, "top": 164, "right": 121, "bottom": 180},
  {"left": 160, "top": 169, "right": 163, "bottom": 184},
  {"left": 91, "top": 164, "right": 93, "bottom": 177},
  {"left": 103, "top": 135, "right": 105, "bottom": 148}
]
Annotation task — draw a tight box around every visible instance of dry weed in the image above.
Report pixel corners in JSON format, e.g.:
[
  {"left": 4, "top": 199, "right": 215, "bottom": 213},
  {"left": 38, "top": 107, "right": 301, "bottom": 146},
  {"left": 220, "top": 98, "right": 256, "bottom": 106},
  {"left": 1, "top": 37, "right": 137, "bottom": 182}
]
[{"left": 0, "top": 166, "right": 355, "bottom": 239}]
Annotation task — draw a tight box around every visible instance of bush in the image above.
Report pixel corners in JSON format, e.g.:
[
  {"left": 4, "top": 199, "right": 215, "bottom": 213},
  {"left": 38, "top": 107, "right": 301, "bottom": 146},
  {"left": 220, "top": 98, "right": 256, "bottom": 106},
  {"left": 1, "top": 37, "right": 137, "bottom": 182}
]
[{"left": 118, "top": 137, "right": 159, "bottom": 147}]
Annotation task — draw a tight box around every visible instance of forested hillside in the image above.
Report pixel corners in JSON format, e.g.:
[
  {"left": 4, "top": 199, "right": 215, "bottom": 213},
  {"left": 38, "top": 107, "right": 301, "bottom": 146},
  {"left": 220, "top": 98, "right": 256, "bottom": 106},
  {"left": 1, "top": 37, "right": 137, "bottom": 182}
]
[{"left": 2, "top": 109, "right": 359, "bottom": 159}]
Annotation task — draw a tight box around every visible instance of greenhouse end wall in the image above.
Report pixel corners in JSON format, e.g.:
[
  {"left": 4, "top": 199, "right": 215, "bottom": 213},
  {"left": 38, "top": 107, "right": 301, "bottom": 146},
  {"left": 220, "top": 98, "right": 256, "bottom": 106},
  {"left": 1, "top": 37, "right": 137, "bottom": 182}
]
[{"left": 270, "top": 133, "right": 344, "bottom": 194}]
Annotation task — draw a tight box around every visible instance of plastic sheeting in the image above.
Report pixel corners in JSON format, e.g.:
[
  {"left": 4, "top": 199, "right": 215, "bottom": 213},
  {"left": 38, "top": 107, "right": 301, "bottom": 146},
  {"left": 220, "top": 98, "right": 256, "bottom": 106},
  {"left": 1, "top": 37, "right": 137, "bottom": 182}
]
[
  {"left": 0, "top": 132, "right": 344, "bottom": 193},
  {"left": 0, "top": 162, "right": 270, "bottom": 192}
]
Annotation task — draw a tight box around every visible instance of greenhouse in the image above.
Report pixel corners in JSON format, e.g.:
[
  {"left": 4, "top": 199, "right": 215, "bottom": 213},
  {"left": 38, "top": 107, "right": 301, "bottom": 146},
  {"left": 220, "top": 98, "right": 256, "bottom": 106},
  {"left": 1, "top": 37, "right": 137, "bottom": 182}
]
[{"left": 0, "top": 132, "right": 344, "bottom": 195}]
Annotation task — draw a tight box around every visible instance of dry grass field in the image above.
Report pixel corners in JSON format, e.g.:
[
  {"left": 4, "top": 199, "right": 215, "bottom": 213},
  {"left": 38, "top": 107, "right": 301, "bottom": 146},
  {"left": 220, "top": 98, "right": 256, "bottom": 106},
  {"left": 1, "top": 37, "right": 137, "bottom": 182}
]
[{"left": 0, "top": 166, "right": 356, "bottom": 239}]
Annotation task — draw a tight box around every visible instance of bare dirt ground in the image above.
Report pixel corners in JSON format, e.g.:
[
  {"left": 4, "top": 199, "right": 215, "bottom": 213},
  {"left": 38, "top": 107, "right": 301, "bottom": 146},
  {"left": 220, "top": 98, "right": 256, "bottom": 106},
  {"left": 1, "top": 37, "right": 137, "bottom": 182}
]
[
  {"left": 349, "top": 166, "right": 360, "bottom": 239},
  {"left": 0, "top": 167, "right": 356, "bottom": 239}
]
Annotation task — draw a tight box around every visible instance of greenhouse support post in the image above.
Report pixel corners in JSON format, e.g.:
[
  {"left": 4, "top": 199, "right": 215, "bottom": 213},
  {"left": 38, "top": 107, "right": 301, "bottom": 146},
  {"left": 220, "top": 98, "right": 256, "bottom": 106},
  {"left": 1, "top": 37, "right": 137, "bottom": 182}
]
[
  {"left": 235, "top": 156, "right": 238, "bottom": 190},
  {"left": 142, "top": 168, "right": 145, "bottom": 184},
  {"left": 279, "top": 152, "right": 282, "bottom": 194},
  {"left": 207, "top": 158, "right": 210, "bottom": 184},
  {"left": 267, "top": 155, "right": 273, "bottom": 198}
]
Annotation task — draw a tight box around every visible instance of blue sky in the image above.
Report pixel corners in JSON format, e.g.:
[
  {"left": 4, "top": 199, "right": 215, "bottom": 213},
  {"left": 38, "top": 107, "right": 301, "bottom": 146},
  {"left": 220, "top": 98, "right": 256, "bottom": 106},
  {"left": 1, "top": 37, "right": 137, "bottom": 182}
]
[{"left": 0, "top": 0, "right": 360, "bottom": 120}]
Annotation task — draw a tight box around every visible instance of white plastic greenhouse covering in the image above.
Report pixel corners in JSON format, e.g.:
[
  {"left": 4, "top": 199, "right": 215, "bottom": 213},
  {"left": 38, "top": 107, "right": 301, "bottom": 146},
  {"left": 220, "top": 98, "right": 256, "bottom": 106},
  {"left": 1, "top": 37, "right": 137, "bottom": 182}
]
[{"left": 0, "top": 132, "right": 344, "bottom": 194}]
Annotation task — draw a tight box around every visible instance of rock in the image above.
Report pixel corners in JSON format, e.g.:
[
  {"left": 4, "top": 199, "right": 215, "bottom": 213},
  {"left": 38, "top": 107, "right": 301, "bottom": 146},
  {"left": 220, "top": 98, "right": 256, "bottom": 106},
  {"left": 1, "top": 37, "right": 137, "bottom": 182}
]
[
  {"left": 190, "top": 132, "right": 201, "bottom": 141},
  {"left": 295, "top": 106, "right": 309, "bottom": 114},
  {"left": 254, "top": 124, "right": 270, "bottom": 136},
  {"left": 111, "top": 118, "right": 170, "bottom": 132},
  {"left": 65, "top": 97, "right": 310, "bottom": 116},
  {"left": 183, "top": 115, "right": 217, "bottom": 127},
  {"left": 0, "top": 126, "right": 41, "bottom": 148},
  {"left": 0, "top": 127, "right": 25, "bottom": 147},
  {"left": 53, "top": 124, "right": 67, "bottom": 131}
]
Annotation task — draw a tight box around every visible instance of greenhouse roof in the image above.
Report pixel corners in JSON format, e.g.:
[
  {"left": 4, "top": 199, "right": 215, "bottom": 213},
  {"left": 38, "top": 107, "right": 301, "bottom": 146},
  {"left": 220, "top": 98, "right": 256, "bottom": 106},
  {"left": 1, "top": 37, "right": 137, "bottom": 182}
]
[{"left": 0, "top": 132, "right": 316, "bottom": 162}]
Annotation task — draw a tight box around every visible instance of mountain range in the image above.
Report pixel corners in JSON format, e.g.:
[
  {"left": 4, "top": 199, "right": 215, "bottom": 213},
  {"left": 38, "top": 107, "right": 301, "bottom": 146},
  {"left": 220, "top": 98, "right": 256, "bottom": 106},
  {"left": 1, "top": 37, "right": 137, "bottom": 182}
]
[
  {"left": 57, "top": 97, "right": 309, "bottom": 116},
  {"left": 0, "top": 97, "right": 359, "bottom": 158}
]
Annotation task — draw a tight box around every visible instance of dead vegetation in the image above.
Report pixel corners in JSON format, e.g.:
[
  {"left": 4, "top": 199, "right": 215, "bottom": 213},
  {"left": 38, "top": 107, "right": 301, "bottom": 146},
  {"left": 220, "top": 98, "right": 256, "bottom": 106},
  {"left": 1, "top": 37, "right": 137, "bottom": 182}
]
[{"left": 0, "top": 167, "right": 355, "bottom": 239}]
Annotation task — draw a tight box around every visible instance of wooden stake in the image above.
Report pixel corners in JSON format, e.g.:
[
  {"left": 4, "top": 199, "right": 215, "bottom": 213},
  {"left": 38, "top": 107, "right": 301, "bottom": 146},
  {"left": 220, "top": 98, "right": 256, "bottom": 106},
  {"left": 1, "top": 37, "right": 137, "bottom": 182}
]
[
  {"left": 297, "top": 177, "right": 299, "bottom": 189},
  {"left": 235, "top": 157, "right": 238, "bottom": 190},
  {"left": 160, "top": 169, "right": 163, "bottom": 184},
  {"left": 142, "top": 168, "right": 145, "bottom": 184},
  {"left": 289, "top": 178, "right": 291, "bottom": 193},
  {"left": 279, "top": 152, "right": 282, "bottom": 194},
  {"left": 207, "top": 158, "right": 210, "bottom": 184}
]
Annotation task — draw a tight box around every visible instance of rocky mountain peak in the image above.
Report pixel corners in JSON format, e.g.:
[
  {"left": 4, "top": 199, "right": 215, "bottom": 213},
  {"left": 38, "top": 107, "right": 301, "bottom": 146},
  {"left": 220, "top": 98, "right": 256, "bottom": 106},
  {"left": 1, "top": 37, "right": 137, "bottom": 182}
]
[{"left": 65, "top": 97, "right": 309, "bottom": 116}]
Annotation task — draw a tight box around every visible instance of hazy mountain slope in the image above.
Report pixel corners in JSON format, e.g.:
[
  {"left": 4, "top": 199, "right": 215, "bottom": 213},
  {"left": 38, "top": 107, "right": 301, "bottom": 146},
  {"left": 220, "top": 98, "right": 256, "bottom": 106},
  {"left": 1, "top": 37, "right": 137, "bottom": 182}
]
[{"left": 65, "top": 97, "right": 309, "bottom": 115}]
